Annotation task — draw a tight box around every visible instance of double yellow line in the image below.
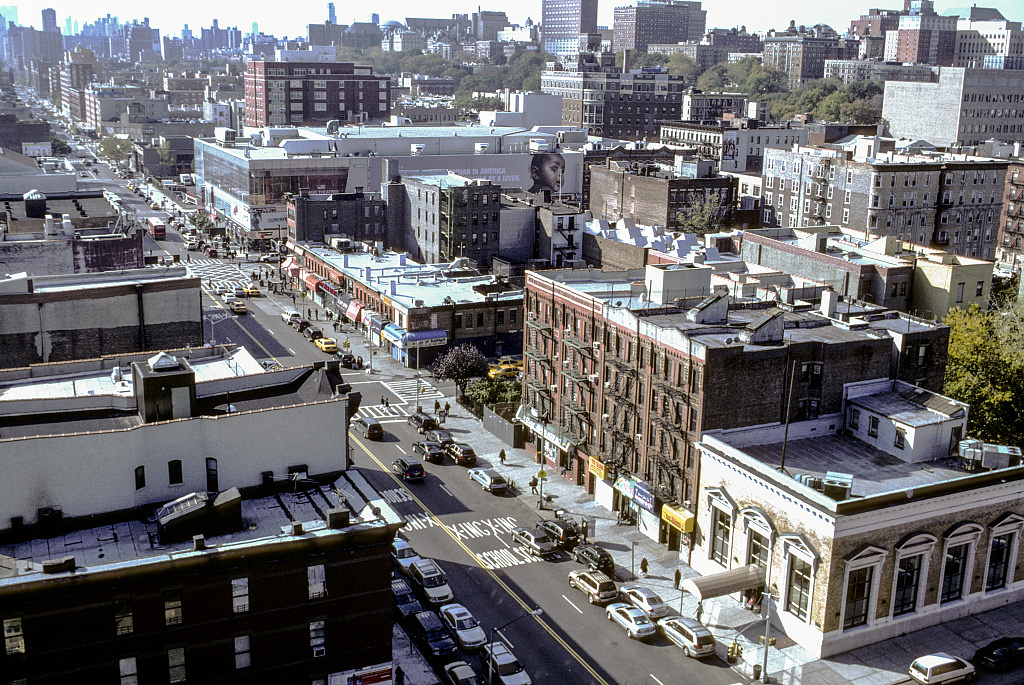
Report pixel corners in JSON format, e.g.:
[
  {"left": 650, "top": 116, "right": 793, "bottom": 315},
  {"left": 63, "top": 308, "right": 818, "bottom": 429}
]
[{"left": 352, "top": 433, "right": 609, "bottom": 685}]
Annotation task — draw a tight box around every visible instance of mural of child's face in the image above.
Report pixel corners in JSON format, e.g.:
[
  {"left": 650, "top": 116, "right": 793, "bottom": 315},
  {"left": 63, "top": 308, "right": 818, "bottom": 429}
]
[{"left": 533, "top": 154, "right": 565, "bottom": 191}]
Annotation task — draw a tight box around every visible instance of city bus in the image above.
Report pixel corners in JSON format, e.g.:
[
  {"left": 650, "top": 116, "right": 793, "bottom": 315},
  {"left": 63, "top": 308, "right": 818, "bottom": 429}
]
[{"left": 147, "top": 216, "right": 167, "bottom": 240}]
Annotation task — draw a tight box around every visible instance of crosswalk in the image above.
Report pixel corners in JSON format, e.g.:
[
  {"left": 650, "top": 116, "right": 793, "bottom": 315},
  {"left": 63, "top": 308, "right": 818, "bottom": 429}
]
[
  {"left": 185, "top": 258, "right": 262, "bottom": 291},
  {"left": 385, "top": 378, "right": 445, "bottom": 405},
  {"left": 358, "top": 404, "right": 410, "bottom": 420}
]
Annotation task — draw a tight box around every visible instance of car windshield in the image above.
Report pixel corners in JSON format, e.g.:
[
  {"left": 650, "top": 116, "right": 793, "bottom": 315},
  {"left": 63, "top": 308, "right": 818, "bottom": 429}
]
[
  {"left": 491, "top": 475, "right": 506, "bottom": 484},
  {"left": 423, "top": 575, "right": 445, "bottom": 588},
  {"left": 396, "top": 548, "right": 416, "bottom": 559},
  {"left": 647, "top": 593, "right": 663, "bottom": 604},
  {"left": 696, "top": 634, "right": 716, "bottom": 646},
  {"left": 426, "top": 628, "right": 448, "bottom": 641},
  {"left": 634, "top": 614, "right": 652, "bottom": 625},
  {"left": 455, "top": 616, "right": 478, "bottom": 630},
  {"left": 396, "top": 590, "right": 416, "bottom": 604},
  {"left": 497, "top": 659, "right": 523, "bottom": 675}
]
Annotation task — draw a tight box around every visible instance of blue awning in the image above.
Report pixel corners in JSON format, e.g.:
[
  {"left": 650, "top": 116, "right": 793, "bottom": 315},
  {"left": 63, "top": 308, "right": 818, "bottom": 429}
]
[
  {"left": 404, "top": 329, "right": 448, "bottom": 349},
  {"left": 381, "top": 323, "right": 406, "bottom": 345}
]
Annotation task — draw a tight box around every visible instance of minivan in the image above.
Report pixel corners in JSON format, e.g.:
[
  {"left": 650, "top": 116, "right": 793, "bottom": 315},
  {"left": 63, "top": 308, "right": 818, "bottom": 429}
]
[
  {"left": 280, "top": 310, "right": 301, "bottom": 324},
  {"left": 909, "top": 653, "right": 976, "bottom": 684},
  {"left": 352, "top": 416, "right": 383, "bottom": 440},
  {"left": 409, "top": 610, "right": 457, "bottom": 660},
  {"left": 658, "top": 617, "right": 717, "bottom": 658},
  {"left": 567, "top": 569, "right": 618, "bottom": 605}
]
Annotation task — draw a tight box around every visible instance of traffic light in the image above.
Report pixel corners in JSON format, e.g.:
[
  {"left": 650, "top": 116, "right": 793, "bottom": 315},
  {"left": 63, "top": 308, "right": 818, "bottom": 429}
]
[
  {"left": 759, "top": 636, "right": 777, "bottom": 646},
  {"left": 728, "top": 641, "right": 743, "bottom": 661}
]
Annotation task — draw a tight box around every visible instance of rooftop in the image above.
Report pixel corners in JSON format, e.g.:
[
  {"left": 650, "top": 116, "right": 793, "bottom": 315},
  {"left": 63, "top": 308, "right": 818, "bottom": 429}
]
[{"left": 0, "top": 470, "right": 400, "bottom": 585}]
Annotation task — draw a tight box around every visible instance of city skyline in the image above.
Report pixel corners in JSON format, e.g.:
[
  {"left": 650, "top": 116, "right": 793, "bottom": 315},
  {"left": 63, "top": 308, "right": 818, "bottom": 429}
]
[{"left": 7, "top": 0, "right": 1022, "bottom": 43}]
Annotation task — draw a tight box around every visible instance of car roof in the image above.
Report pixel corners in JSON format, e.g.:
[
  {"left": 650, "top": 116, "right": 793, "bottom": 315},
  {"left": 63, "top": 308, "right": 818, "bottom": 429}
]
[
  {"left": 913, "top": 653, "right": 960, "bottom": 668},
  {"left": 394, "top": 539, "right": 413, "bottom": 550},
  {"left": 663, "top": 616, "right": 711, "bottom": 633},
  {"left": 441, "top": 603, "right": 470, "bottom": 617},
  {"left": 623, "top": 585, "right": 658, "bottom": 598}
]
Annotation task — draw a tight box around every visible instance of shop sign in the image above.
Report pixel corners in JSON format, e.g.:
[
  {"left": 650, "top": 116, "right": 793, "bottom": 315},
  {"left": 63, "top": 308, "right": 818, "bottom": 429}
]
[
  {"left": 661, "top": 503, "right": 695, "bottom": 533},
  {"left": 588, "top": 456, "right": 607, "bottom": 480},
  {"left": 633, "top": 481, "right": 655, "bottom": 513},
  {"left": 613, "top": 475, "right": 635, "bottom": 499}
]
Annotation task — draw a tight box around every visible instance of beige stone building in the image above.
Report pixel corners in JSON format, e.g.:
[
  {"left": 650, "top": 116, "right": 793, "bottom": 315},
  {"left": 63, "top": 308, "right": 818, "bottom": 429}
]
[{"left": 692, "top": 378, "right": 1024, "bottom": 658}]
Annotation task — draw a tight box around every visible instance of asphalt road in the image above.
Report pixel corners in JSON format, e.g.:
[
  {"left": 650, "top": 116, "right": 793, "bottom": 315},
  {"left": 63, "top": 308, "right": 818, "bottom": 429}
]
[{"left": 349, "top": 421, "right": 743, "bottom": 685}]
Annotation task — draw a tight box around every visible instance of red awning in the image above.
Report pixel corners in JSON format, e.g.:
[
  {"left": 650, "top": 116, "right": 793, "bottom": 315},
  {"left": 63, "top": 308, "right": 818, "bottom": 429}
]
[
  {"left": 281, "top": 257, "right": 296, "bottom": 270},
  {"left": 305, "top": 274, "right": 321, "bottom": 290},
  {"left": 345, "top": 299, "right": 364, "bottom": 322}
]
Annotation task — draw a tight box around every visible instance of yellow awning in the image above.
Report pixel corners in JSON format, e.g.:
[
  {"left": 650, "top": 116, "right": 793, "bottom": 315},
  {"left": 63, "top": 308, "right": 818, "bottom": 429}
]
[{"left": 661, "top": 503, "right": 694, "bottom": 532}]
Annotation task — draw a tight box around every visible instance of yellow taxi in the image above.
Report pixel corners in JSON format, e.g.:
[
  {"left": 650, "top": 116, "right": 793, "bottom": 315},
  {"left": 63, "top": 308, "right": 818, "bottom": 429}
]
[
  {"left": 499, "top": 356, "right": 523, "bottom": 369},
  {"left": 315, "top": 337, "right": 338, "bottom": 353},
  {"left": 229, "top": 300, "right": 247, "bottom": 314},
  {"left": 487, "top": 362, "right": 519, "bottom": 380},
  {"left": 242, "top": 285, "right": 261, "bottom": 297}
]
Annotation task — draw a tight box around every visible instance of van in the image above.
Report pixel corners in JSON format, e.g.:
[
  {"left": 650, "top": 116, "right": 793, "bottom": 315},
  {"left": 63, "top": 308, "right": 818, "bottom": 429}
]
[
  {"left": 567, "top": 570, "right": 617, "bottom": 605},
  {"left": 280, "top": 310, "right": 301, "bottom": 324},
  {"left": 909, "top": 653, "right": 976, "bottom": 684},
  {"left": 658, "top": 617, "right": 717, "bottom": 658},
  {"left": 351, "top": 416, "right": 383, "bottom": 440}
]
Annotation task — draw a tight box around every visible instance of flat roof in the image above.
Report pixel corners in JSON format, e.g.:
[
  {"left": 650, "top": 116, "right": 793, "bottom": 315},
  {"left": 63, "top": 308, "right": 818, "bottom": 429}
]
[
  {"left": 299, "top": 245, "right": 521, "bottom": 308},
  {"left": 0, "top": 470, "right": 400, "bottom": 585}
]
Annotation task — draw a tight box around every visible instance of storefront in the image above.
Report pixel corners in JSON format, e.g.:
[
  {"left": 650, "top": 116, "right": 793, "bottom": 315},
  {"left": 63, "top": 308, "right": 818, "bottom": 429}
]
[
  {"left": 363, "top": 311, "right": 383, "bottom": 346},
  {"left": 404, "top": 329, "right": 448, "bottom": 369},
  {"left": 587, "top": 456, "right": 608, "bottom": 498},
  {"left": 318, "top": 279, "right": 339, "bottom": 312},
  {"left": 632, "top": 480, "right": 660, "bottom": 543},
  {"left": 344, "top": 299, "right": 364, "bottom": 325},
  {"left": 659, "top": 502, "right": 695, "bottom": 557},
  {"left": 381, "top": 323, "right": 406, "bottom": 362},
  {"left": 514, "top": 406, "right": 577, "bottom": 471},
  {"left": 303, "top": 273, "right": 323, "bottom": 308}
]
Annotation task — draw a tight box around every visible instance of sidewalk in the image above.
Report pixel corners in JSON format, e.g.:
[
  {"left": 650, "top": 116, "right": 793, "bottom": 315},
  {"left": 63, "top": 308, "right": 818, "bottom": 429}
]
[{"left": 261, "top": 288, "right": 1019, "bottom": 685}]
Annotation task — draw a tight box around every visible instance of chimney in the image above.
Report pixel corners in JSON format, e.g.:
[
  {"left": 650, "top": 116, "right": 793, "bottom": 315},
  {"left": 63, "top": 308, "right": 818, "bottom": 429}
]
[
  {"left": 193, "top": 534, "right": 206, "bottom": 551},
  {"left": 390, "top": 280, "right": 397, "bottom": 296},
  {"left": 291, "top": 521, "right": 304, "bottom": 536},
  {"left": 398, "top": 253, "right": 406, "bottom": 265},
  {"left": 326, "top": 508, "right": 351, "bottom": 528},
  {"left": 821, "top": 289, "right": 838, "bottom": 318}
]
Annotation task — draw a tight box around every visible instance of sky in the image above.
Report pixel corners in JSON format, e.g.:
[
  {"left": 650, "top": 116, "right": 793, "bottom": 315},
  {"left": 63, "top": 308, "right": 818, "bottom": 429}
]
[{"left": 10, "top": 0, "right": 1023, "bottom": 41}]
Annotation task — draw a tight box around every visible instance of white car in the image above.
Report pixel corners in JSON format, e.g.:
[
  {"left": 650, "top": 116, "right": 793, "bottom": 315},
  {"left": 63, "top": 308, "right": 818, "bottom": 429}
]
[
  {"left": 391, "top": 539, "right": 421, "bottom": 576},
  {"left": 439, "top": 603, "right": 487, "bottom": 651},
  {"left": 619, "top": 585, "right": 671, "bottom": 619},
  {"left": 605, "top": 602, "right": 656, "bottom": 640},
  {"left": 909, "top": 653, "right": 976, "bottom": 684}
]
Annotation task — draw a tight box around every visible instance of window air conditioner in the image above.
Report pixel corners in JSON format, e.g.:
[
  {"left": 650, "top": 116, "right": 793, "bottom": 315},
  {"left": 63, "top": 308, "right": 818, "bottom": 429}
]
[
  {"left": 549, "top": 385, "right": 558, "bottom": 392},
  {"left": 593, "top": 341, "right": 601, "bottom": 350},
  {"left": 313, "top": 646, "right": 326, "bottom": 658},
  {"left": 563, "top": 360, "right": 570, "bottom": 366},
  {"left": 602, "top": 413, "right": 610, "bottom": 420},
  {"left": 588, "top": 374, "right": 599, "bottom": 382}
]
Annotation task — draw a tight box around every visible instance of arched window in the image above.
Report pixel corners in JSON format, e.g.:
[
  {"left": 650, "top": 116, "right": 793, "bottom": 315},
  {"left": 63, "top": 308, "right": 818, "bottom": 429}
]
[
  {"left": 892, "top": 532, "right": 937, "bottom": 618},
  {"left": 985, "top": 513, "right": 1024, "bottom": 593},
  {"left": 940, "top": 522, "right": 983, "bottom": 604}
]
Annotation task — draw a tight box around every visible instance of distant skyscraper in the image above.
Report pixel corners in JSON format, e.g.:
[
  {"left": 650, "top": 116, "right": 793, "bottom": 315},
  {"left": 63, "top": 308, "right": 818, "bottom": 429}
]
[
  {"left": 328, "top": 2, "right": 336, "bottom": 24},
  {"left": 542, "top": 0, "right": 598, "bottom": 57},
  {"left": 252, "top": 22, "right": 258, "bottom": 37},
  {"left": 63, "top": 17, "right": 71, "bottom": 34},
  {"left": 371, "top": 13, "right": 380, "bottom": 26},
  {"left": 41, "top": 7, "right": 57, "bottom": 32},
  {"left": 0, "top": 6, "right": 18, "bottom": 26}
]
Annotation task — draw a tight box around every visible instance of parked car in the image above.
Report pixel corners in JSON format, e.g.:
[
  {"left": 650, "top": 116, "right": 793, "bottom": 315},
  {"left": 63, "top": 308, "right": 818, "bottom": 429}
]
[
  {"left": 510, "top": 527, "right": 557, "bottom": 558},
  {"left": 393, "top": 457, "right": 425, "bottom": 482},
  {"left": 909, "top": 653, "right": 976, "bottom": 684},
  {"left": 446, "top": 443, "right": 478, "bottom": 466},
  {"left": 441, "top": 661, "right": 483, "bottom": 685},
  {"left": 351, "top": 416, "right": 383, "bottom": 440},
  {"left": 233, "top": 287, "right": 246, "bottom": 299},
  {"left": 391, "top": 578, "right": 423, "bottom": 623},
  {"left": 303, "top": 326, "right": 324, "bottom": 342},
  {"left": 281, "top": 310, "right": 301, "bottom": 324},
  {"left": 425, "top": 429, "right": 455, "bottom": 446},
  {"left": 567, "top": 569, "right": 618, "bottom": 605},
  {"left": 439, "top": 603, "right": 487, "bottom": 651},
  {"left": 292, "top": 318, "right": 310, "bottom": 331},
  {"left": 392, "top": 539, "right": 422, "bottom": 575},
  {"left": 538, "top": 518, "right": 580, "bottom": 550},
  {"left": 259, "top": 253, "right": 282, "bottom": 263},
  {"left": 412, "top": 441, "right": 445, "bottom": 463},
  {"left": 409, "top": 559, "right": 454, "bottom": 606},
  {"left": 315, "top": 337, "right": 338, "bottom": 353},
  {"left": 619, "top": 585, "right": 671, "bottom": 619},
  {"left": 337, "top": 352, "right": 356, "bottom": 368},
  {"left": 408, "top": 412, "right": 439, "bottom": 433},
  {"left": 468, "top": 468, "right": 507, "bottom": 494},
  {"left": 487, "top": 362, "right": 519, "bottom": 380},
  {"left": 242, "top": 285, "right": 261, "bottom": 297},
  {"left": 974, "top": 637, "right": 1024, "bottom": 670},
  {"left": 571, "top": 544, "right": 615, "bottom": 574},
  {"left": 479, "top": 641, "right": 532, "bottom": 685},
  {"left": 229, "top": 301, "right": 247, "bottom": 314},
  {"left": 409, "top": 610, "right": 457, "bottom": 661},
  {"left": 658, "top": 617, "right": 716, "bottom": 658},
  {"left": 606, "top": 602, "right": 657, "bottom": 640}
]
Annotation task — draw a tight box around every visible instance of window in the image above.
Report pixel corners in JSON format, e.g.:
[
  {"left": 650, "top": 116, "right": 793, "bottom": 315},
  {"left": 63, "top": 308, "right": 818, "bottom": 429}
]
[
  {"left": 308, "top": 564, "right": 327, "bottom": 599},
  {"left": 115, "top": 599, "right": 134, "bottom": 635},
  {"left": 168, "top": 647, "right": 186, "bottom": 684},
  {"left": 234, "top": 635, "right": 251, "bottom": 669},
  {"left": 134, "top": 465, "right": 146, "bottom": 490},
  {"left": 940, "top": 543, "right": 969, "bottom": 603},
  {"left": 894, "top": 428, "right": 906, "bottom": 450},
  {"left": 4, "top": 617, "right": 25, "bottom": 655},
  {"left": 976, "top": 281, "right": 984, "bottom": 297},
  {"left": 786, "top": 556, "right": 812, "bottom": 621},
  {"left": 986, "top": 533, "right": 1014, "bottom": 591},
  {"left": 168, "top": 459, "right": 183, "bottom": 486},
  {"left": 119, "top": 657, "right": 138, "bottom": 685},
  {"left": 164, "top": 590, "right": 183, "bottom": 626},
  {"left": 310, "top": 620, "right": 326, "bottom": 655},
  {"left": 206, "top": 457, "right": 219, "bottom": 492},
  {"left": 476, "top": 312, "right": 484, "bottom": 327},
  {"left": 232, "top": 577, "right": 249, "bottom": 613},
  {"left": 868, "top": 416, "right": 879, "bottom": 438},
  {"left": 848, "top": 408, "right": 859, "bottom": 430},
  {"left": 710, "top": 508, "right": 731, "bottom": 565},
  {"left": 843, "top": 567, "right": 872, "bottom": 629},
  {"left": 893, "top": 555, "right": 923, "bottom": 616},
  {"left": 747, "top": 529, "right": 770, "bottom": 570},
  {"left": 956, "top": 282, "right": 965, "bottom": 303}
]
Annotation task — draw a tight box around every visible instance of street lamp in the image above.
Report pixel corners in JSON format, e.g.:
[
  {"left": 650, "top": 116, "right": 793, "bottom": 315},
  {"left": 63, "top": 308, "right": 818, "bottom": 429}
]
[{"left": 488, "top": 608, "right": 543, "bottom": 685}]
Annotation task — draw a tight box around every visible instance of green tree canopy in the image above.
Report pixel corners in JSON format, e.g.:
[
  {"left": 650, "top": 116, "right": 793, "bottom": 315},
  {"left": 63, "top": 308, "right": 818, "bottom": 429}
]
[
  {"left": 50, "top": 135, "right": 71, "bottom": 156},
  {"left": 674, "top": 194, "right": 724, "bottom": 236},
  {"left": 99, "top": 137, "right": 133, "bottom": 162}
]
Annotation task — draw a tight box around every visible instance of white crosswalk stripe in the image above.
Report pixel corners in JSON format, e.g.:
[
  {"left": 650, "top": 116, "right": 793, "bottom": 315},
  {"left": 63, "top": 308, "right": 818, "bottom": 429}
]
[
  {"left": 385, "top": 379, "right": 445, "bottom": 405},
  {"left": 357, "top": 405, "right": 410, "bottom": 420},
  {"left": 185, "top": 260, "right": 264, "bottom": 291}
]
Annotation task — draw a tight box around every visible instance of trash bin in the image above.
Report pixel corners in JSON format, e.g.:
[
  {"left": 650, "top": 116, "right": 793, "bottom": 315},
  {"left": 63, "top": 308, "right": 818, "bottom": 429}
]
[{"left": 752, "top": 664, "right": 762, "bottom": 681}]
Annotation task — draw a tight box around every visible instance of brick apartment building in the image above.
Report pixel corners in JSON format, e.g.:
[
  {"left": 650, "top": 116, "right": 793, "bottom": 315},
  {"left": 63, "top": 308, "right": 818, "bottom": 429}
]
[
  {"left": 763, "top": 32, "right": 859, "bottom": 90},
  {"left": 761, "top": 140, "right": 1008, "bottom": 259},
  {"left": 243, "top": 58, "right": 390, "bottom": 127},
  {"left": 285, "top": 189, "right": 386, "bottom": 245},
  {"left": 997, "top": 161, "right": 1024, "bottom": 270},
  {"left": 518, "top": 266, "right": 949, "bottom": 551}
]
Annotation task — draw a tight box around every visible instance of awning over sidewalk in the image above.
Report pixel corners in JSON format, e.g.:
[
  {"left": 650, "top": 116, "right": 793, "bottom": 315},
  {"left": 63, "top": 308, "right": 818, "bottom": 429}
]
[
  {"left": 514, "top": 405, "right": 577, "bottom": 452},
  {"left": 304, "top": 274, "right": 321, "bottom": 290},
  {"left": 345, "top": 299, "right": 364, "bottom": 322},
  {"left": 683, "top": 564, "right": 765, "bottom": 602},
  {"left": 404, "top": 329, "right": 448, "bottom": 348}
]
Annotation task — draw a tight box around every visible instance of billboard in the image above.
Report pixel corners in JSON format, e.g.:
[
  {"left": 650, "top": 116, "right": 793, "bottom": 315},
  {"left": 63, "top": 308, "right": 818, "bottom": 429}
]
[
  {"left": 722, "top": 130, "right": 738, "bottom": 161},
  {"left": 387, "top": 151, "right": 584, "bottom": 200}
]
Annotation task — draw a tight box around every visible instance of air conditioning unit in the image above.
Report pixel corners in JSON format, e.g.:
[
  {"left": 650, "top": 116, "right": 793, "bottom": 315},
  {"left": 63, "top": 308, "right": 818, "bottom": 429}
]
[
  {"left": 528, "top": 312, "right": 537, "bottom": 320},
  {"left": 313, "top": 646, "right": 326, "bottom": 658},
  {"left": 604, "top": 381, "right": 612, "bottom": 389},
  {"left": 635, "top": 433, "right": 642, "bottom": 442},
  {"left": 588, "top": 374, "right": 599, "bottom": 383},
  {"left": 602, "top": 413, "right": 610, "bottom": 420},
  {"left": 593, "top": 341, "right": 601, "bottom": 351},
  {"left": 565, "top": 327, "right": 572, "bottom": 334},
  {"left": 563, "top": 359, "right": 571, "bottom": 366},
  {"left": 683, "top": 499, "right": 692, "bottom": 509}
]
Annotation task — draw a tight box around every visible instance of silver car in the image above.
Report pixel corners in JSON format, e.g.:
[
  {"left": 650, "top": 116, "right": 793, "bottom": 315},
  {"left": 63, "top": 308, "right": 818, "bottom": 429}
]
[
  {"left": 619, "top": 585, "right": 671, "bottom": 619},
  {"left": 605, "top": 602, "right": 656, "bottom": 640},
  {"left": 440, "top": 603, "right": 487, "bottom": 650}
]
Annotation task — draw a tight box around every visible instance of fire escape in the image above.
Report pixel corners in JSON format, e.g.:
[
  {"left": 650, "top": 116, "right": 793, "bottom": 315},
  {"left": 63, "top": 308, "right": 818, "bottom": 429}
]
[
  {"left": 650, "top": 353, "right": 688, "bottom": 506},
  {"left": 551, "top": 214, "right": 579, "bottom": 268}
]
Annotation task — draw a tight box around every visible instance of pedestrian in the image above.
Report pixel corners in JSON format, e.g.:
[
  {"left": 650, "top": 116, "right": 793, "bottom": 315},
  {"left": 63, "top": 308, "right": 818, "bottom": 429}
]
[
  {"left": 434, "top": 399, "right": 441, "bottom": 414},
  {"left": 499, "top": 449, "right": 506, "bottom": 465},
  {"left": 674, "top": 568, "right": 682, "bottom": 590},
  {"left": 444, "top": 401, "right": 450, "bottom": 415},
  {"left": 381, "top": 395, "right": 385, "bottom": 407},
  {"left": 395, "top": 666, "right": 404, "bottom": 685},
  {"left": 529, "top": 477, "right": 538, "bottom": 494},
  {"left": 314, "top": 310, "right": 318, "bottom": 320},
  {"left": 640, "top": 556, "right": 649, "bottom": 578},
  {"left": 307, "top": 308, "right": 312, "bottom": 319},
  {"left": 384, "top": 397, "right": 389, "bottom": 408},
  {"left": 696, "top": 601, "right": 704, "bottom": 623}
]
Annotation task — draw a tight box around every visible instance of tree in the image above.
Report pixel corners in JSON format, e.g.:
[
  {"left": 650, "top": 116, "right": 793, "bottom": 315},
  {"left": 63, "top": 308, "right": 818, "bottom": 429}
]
[
  {"left": 156, "top": 140, "right": 173, "bottom": 166},
  {"left": 99, "top": 137, "right": 133, "bottom": 163},
  {"left": 741, "top": 66, "right": 788, "bottom": 95},
  {"left": 666, "top": 54, "right": 700, "bottom": 84},
  {"left": 50, "top": 135, "right": 71, "bottom": 156},
  {"left": 432, "top": 344, "right": 491, "bottom": 397},
  {"left": 696, "top": 64, "right": 729, "bottom": 91},
  {"left": 942, "top": 304, "right": 1024, "bottom": 446},
  {"left": 675, "top": 194, "right": 724, "bottom": 236},
  {"left": 464, "top": 377, "right": 522, "bottom": 407}
]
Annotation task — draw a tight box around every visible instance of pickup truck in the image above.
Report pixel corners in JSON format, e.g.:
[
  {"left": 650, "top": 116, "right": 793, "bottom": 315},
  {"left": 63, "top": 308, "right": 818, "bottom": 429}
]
[{"left": 510, "top": 527, "right": 557, "bottom": 558}]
